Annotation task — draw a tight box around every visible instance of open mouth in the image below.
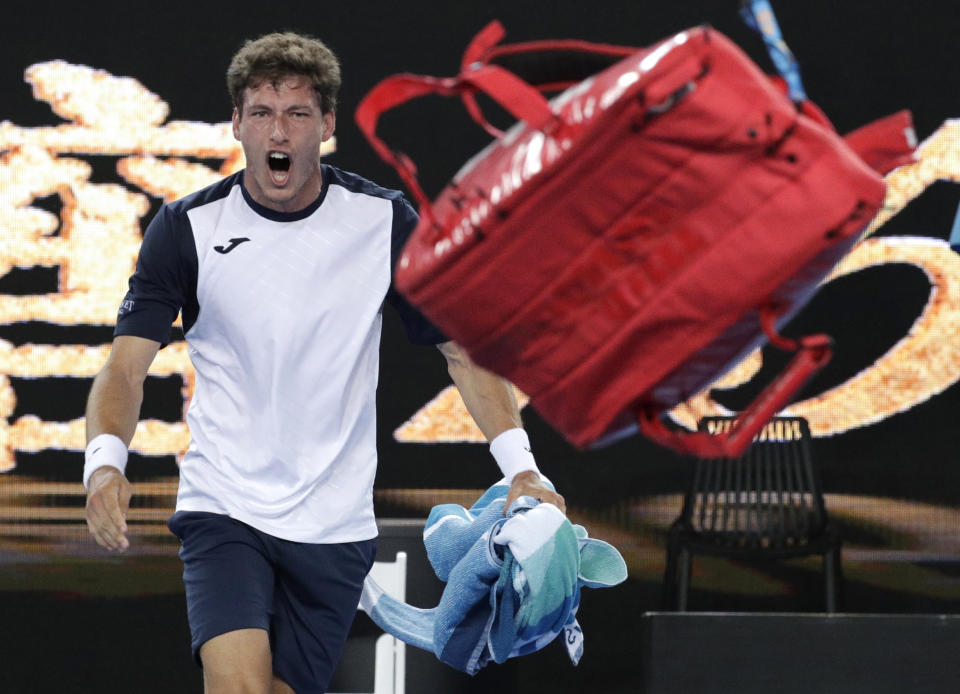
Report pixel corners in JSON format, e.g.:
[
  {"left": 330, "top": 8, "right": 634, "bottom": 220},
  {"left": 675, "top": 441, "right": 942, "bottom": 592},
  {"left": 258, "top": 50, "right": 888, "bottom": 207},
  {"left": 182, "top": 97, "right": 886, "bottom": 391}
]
[{"left": 267, "top": 151, "right": 291, "bottom": 185}]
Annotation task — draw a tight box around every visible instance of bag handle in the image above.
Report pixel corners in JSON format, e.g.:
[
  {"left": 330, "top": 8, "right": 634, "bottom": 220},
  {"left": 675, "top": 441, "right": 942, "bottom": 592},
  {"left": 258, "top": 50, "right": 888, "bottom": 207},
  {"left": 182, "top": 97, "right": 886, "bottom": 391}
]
[
  {"left": 460, "top": 20, "right": 637, "bottom": 138},
  {"left": 462, "top": 20, "right": 637, "bottom": 67},
  {"left": 355, "top": 21, "right": 643, "bottom": 207},
  {"left": 637, "top": 307, "right": 833, "bottom": 458},
  {"left": 355, "top": 62, "right": 561, "bottom": 226},
  {"left": 355, "top": 74, "right": 456, "bottom": 219}
]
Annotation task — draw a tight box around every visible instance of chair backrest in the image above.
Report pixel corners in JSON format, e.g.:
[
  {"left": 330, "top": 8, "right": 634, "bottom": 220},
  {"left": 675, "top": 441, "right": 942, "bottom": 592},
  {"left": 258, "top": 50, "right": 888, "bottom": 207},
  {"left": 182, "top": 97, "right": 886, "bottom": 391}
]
[{"left": 681, "top": 417, "right": 828, "bottom": 549}]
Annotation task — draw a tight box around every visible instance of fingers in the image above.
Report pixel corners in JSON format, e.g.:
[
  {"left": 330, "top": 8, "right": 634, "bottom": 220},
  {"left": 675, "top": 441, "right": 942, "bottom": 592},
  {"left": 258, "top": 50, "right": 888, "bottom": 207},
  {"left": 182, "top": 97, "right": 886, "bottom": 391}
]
[
  {"left": 504, "top": 488, "right": 523, "bottom": 513},
  {"left": 85, "top": 470, "right": 131, "bottom": 552},
  {"left": 505, "top": 472, "right": 567, "bottom": 515},
  {"left": 540, "top": 490, "right": 567, "bottom": 514},
  {"left": 118, "top": 478, "right": 133, "bottom": 519}
]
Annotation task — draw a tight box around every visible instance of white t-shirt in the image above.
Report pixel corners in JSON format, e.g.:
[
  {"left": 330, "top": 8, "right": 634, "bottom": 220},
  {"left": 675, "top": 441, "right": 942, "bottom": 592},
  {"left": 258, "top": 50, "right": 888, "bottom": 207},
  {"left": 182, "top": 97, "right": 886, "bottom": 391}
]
[{"left": 115, "top": 165, "right": 443, "bottom": 543}]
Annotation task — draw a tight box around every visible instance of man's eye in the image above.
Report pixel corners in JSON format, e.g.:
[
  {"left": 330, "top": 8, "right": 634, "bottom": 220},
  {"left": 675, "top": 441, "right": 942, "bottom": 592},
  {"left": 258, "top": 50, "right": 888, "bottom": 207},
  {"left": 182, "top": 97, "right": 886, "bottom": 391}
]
[{"left": 292, "top": 112, "right": 309, "bottom": 118}]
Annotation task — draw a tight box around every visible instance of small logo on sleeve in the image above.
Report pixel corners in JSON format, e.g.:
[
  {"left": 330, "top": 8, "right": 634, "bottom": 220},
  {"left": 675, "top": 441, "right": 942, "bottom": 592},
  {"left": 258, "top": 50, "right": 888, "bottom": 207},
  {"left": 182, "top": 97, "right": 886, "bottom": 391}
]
[
  {"left": 214, "top": 237, "right": 251, "bottom": 254},
  {"left": 118, "top": 299, "right": 135, "bottom": 315}
]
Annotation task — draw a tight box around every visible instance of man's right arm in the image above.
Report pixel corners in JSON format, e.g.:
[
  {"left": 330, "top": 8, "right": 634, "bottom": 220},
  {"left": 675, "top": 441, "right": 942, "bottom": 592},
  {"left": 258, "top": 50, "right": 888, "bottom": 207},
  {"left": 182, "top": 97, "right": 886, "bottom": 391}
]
[{"left": 84, "top": 335, "right": 161, "bottom": 552}]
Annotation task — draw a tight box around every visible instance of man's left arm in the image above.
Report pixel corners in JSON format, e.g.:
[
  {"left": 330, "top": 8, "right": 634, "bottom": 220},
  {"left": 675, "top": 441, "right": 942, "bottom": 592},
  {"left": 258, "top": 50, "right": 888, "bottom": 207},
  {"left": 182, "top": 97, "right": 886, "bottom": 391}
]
[{"left": 438, "top": 341, "right": 565, "bottom": 513}]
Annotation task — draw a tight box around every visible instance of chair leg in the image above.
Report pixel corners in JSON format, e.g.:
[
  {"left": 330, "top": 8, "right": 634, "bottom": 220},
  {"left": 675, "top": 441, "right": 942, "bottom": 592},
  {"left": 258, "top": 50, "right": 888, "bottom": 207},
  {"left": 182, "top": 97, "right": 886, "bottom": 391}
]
[
  {"left": 677, "top": 548, "right": 692, "bottom": 612},
  {"left": 823, "top": 545, "right": 843, "bottom": 613},
  {"left": 661, "top": 542, "right": 678, "bottom": 610}
]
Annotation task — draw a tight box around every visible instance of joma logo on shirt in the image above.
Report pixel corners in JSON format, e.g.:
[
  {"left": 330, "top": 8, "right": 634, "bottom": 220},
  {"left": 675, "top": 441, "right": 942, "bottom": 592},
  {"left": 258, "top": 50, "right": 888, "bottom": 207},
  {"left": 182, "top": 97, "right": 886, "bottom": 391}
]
[{"left": 214, "top": 237, "right": 251, "bottom": 254}]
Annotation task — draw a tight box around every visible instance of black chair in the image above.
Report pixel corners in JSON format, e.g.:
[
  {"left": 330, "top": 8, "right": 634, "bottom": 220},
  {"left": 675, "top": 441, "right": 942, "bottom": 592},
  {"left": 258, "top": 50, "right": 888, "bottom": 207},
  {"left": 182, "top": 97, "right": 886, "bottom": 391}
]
[{"left": 662, "top": 416, "right": 842, "bottom": 612}]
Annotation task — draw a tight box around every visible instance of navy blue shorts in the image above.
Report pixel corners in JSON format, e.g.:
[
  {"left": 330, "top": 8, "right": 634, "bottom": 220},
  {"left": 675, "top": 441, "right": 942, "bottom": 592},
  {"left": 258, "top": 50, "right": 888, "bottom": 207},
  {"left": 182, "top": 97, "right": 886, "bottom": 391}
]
[{"left": 168, "top": 511, "right": 376, "bottom": 694}]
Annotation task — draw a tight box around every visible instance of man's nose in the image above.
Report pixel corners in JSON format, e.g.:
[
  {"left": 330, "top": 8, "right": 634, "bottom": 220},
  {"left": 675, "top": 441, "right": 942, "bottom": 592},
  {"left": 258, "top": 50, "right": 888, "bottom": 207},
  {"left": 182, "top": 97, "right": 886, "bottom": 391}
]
[{"left": 270, "top": 115, "right": 288, "bottom": 141}]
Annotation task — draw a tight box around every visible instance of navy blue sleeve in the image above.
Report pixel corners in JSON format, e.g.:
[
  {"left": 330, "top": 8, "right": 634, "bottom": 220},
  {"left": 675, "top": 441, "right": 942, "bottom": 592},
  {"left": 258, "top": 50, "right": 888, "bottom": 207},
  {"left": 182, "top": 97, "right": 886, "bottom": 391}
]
[
  {"left": 114, "top": 204, "right": 199, "bottom": 348},
  {"left": 386, "top": 197, "right": 448, "bottom": 346}
]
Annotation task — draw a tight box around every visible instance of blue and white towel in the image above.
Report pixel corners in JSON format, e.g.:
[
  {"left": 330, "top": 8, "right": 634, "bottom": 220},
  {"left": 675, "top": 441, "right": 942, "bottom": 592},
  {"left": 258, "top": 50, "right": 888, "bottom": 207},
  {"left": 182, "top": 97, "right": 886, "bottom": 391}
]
[{"left": 359, "top": 480, "right": 627, "bottom": 674}]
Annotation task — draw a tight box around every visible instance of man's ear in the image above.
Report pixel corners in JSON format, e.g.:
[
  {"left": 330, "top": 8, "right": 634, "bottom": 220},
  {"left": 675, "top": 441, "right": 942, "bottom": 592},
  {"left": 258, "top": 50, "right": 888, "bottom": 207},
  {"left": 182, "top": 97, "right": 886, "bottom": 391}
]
[
  {"left": 232, "top": 107, "right": 241, "bottom": 140},
  {"left": 321, "top": 110, "right": 336, "bottom": 142}
]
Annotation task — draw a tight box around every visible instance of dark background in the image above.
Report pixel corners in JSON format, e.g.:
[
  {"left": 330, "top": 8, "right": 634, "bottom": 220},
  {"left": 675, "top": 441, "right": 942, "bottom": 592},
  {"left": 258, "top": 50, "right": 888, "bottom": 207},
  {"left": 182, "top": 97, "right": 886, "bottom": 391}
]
[{"left": 1, "top": 1, "right": 959, "bottom": 692}]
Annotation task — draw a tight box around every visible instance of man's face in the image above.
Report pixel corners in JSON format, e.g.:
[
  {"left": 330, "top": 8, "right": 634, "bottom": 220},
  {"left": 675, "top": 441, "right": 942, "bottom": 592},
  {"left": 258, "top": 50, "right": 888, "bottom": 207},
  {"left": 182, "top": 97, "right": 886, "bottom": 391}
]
[{"left": 232, "top": 75, "right": 335, "bottom": 213}]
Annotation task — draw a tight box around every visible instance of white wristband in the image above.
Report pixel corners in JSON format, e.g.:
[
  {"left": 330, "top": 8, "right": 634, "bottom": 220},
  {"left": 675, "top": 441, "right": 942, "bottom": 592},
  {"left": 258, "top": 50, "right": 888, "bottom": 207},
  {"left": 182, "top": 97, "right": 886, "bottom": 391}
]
[
  {"left": 84, "top": 434, "right": 129, "bottom": 489},
  {"left": 490, "top": 428, "right": 539, "bottom": 483}
]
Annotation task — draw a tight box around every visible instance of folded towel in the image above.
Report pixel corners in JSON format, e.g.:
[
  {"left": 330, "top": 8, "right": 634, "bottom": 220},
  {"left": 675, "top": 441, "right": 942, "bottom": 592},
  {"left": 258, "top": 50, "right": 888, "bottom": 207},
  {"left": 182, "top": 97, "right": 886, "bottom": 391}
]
[{"left": 360, "top": 480, "right": 627, "bottom": 674}]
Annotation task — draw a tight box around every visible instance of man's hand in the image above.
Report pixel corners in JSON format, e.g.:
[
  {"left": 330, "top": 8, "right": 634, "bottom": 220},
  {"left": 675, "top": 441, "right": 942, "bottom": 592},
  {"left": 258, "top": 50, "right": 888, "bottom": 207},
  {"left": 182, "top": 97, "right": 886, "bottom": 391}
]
[
  {"left": 85, "top": 467, "right": 132, "bottom": 552},
  {"left": 505, "top": 470, "right": 566, "bottom": 515}
]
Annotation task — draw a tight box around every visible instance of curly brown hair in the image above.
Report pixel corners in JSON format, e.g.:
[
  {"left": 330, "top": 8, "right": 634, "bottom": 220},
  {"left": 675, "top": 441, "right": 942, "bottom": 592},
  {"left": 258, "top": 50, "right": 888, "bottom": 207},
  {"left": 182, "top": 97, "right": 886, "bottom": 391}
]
[{"left": 227, "top": 32, "right": 341, "bottom": 114}]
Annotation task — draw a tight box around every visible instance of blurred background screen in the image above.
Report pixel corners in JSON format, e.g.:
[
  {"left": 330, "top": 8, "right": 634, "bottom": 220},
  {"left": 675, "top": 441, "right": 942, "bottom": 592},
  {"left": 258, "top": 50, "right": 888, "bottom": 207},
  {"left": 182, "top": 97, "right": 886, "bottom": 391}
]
[{"left": 1, "top": 1, "right": 958, "bottom": 691}]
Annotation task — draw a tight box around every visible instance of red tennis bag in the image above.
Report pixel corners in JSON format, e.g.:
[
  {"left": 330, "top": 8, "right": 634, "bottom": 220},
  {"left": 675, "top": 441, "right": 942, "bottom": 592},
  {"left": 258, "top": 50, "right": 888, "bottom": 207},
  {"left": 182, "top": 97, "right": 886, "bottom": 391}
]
[{"left": 356, "top": 23, "right": 914, "bottom": 457}]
